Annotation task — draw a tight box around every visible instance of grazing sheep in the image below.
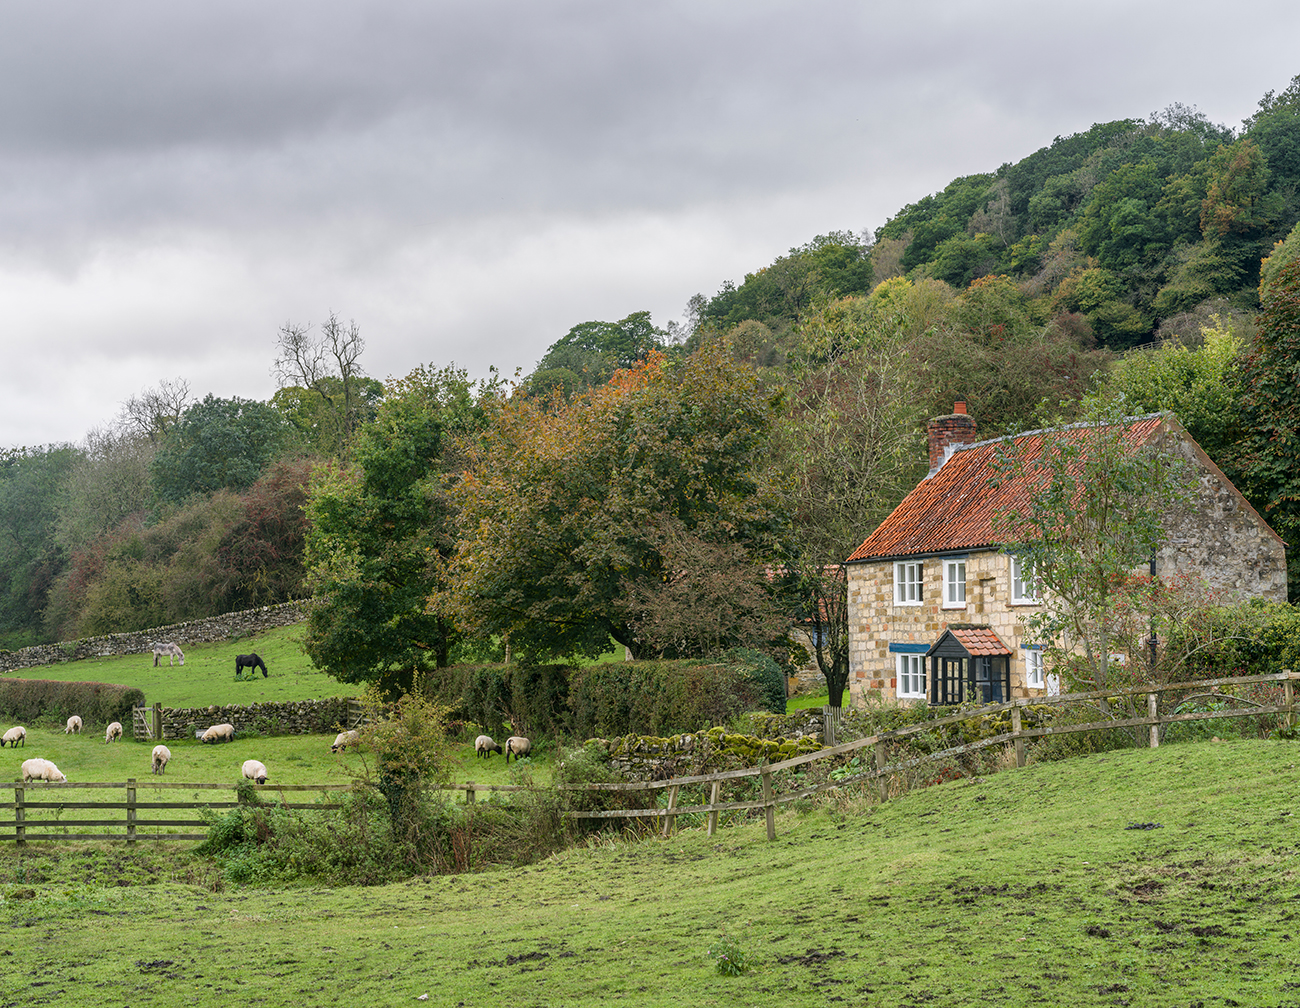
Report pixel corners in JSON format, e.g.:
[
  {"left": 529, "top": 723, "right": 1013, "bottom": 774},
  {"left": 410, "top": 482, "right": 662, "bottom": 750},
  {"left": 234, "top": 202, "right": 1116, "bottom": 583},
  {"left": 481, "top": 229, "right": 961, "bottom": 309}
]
[
  {"left": 331, "top": 730, "right": 359, "bottom": 753},
  {"left": 242, "top": 759, "right": 268, "bottom": 785},
  {"left": 475, "top": 734, "right": 503, "bottom": 759},
  {"left": 21, "top": 758, "right": 66, "bottom": 783},
  {"left": 201, "top": 723, "right": 235, "bottom": 744},
  {"left": 3, "top": 726, "right": 26, "bottom": 748},
  {"left": 504, "top": 736, "right": 531, "bottom": 763},
  {"left": 151, "top": 744, "right": 171, "bottom": 774},
  {"left": 105, "top": 721, "right": 123, "bottom": 743},
  {"left": 151, "top": 642, "right": 185, "bottom": 666},
  {"left": 65, "top": 715, "right": 82, "bottom": 734}
]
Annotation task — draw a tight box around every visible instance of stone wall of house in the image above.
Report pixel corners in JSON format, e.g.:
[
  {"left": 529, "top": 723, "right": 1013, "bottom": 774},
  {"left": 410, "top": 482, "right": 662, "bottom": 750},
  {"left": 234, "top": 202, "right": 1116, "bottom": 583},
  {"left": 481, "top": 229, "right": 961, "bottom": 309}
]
[
  {"left": 1157, "top": 429, "right": 1289, "bottom": 602},
  {"left": 847, "top": 551, "right": 1040, "bottom": 708},
  {"left": 157, "top": 696, "right": 354, "bottom": 742},
  {"left": 0, "top": 601, "right": 309, "bottom": 674}
]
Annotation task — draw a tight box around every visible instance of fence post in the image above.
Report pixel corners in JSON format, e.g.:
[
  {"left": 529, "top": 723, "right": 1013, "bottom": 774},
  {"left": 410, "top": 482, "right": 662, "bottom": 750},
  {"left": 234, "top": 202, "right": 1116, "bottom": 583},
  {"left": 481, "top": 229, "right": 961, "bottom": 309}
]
[
  {"left": 1011, "top": 706, "right": 1025, "bottom": 768},
  {"left": 1147, "top": 693, "right": 1159, "bottom": 749},
  {"left": 760, "top": 769, "right": 776, "bottom": 841},
  {"left": 662, "top": 784, "right": 679, "bottom": 837},
  {"left": 126, "top": 779, "right": 137, "bottom": 844},
  {"left": 1285, "top": 671, "right": 1295, "bottom": 735},
  {"left": 14, "top": 783, "right": 24, "bottom": 847},
  {"left": 152, "top": 702, "right": 163, "bottom": 741},
  {"left": 874, "top": 739, "right": 888, "bottom": 803},
  {"left": 465, "top": 782, "right": 476, "bottom": 805},
  {"left": 707, "top": 780, "right": 721, "bottom": 837}
]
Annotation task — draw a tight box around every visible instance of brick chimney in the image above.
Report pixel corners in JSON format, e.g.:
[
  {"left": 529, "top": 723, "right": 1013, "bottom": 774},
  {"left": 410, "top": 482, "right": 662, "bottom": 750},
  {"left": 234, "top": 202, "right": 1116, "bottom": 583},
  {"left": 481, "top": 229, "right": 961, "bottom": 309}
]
[{"left": 927, "top": 401, "right": 977, "bottom": 474}]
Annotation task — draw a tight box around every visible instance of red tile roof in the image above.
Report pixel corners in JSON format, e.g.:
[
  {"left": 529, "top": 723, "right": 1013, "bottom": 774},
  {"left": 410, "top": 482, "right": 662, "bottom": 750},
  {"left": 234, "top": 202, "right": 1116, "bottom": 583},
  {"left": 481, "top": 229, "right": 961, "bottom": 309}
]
[
  {"left": 847, "top": 414, "right": 1168, "bottom": 562},
  {"left": 941, "top": 627, "right": 1011, "bottom": 656}
]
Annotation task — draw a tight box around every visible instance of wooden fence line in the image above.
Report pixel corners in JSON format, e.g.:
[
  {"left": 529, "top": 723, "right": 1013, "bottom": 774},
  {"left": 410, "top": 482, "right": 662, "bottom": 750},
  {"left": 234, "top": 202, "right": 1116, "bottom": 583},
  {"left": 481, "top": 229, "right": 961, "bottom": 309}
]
[
  {"left": 3, "top": 780, "right": 354, "bottom": 845},
  {"left": 452, "top": 669, "right": 1300, "bottom": 841},
  {"left": 5, "top": 671, "right": 1294, "bottom": 845}
]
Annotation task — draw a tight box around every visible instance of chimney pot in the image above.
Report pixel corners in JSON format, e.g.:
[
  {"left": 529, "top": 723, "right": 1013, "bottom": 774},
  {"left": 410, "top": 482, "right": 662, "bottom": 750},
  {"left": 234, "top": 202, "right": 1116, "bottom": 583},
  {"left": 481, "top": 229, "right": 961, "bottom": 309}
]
[{"left": 954, "top": 401, "right": 967, "bottom": 415}]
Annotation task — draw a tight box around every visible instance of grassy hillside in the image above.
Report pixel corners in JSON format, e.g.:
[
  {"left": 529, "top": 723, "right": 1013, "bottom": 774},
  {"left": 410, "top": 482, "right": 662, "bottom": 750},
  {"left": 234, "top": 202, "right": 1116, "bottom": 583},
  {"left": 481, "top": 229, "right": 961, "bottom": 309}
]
[
  {"left": 1, "top": 737, "right": 1298, "bottom": 1005},
  {"left": 0, "top": 625, "right": 356, "bottom": 709}
]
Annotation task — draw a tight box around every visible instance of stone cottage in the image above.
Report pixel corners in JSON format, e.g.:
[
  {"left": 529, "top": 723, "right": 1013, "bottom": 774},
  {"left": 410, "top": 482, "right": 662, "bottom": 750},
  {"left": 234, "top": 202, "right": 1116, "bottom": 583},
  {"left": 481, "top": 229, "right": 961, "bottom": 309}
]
[{"left": 843, "top": 404, "right": 1288, "bottom": 708}]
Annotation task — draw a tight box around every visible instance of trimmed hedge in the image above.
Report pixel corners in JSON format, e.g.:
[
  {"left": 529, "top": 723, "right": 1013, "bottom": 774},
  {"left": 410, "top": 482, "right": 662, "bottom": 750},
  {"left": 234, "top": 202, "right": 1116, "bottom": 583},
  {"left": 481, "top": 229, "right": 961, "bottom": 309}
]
[
  {"left": 0, "top": 679, "right": 145, "bottom": 726},
  {"left": 425, "top": 651, "right": 785, "bottom": 741},
  {"left": 567, "top": 654, "right": 785, "bottom": 739},
  {"left": 422, "top": 662, "right": 569, "bottom": 740}
]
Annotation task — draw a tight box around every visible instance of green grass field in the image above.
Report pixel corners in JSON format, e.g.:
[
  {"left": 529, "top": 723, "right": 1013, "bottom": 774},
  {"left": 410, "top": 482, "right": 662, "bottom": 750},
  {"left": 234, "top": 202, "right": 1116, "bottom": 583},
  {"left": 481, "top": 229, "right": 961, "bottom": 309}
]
[
  {"left": 1, "top": 737, "right": 1298, "bottom": 1005},
  {"left": 5, "top": 625, "right": 355, "bottom": 709}
]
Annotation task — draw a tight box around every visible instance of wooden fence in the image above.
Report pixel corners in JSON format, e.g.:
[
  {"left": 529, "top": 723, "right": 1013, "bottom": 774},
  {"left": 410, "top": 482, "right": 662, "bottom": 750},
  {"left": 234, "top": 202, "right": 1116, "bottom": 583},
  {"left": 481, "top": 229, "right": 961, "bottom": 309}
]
[
  {"left": 447, "top": 669, "right": 1300, "bottom": 841},
  {"left": 4, "top": 670, "right": 1294, "bottom": 845},
  {"left": 1, "top": 781, "right": 352, "bottom": 845}
]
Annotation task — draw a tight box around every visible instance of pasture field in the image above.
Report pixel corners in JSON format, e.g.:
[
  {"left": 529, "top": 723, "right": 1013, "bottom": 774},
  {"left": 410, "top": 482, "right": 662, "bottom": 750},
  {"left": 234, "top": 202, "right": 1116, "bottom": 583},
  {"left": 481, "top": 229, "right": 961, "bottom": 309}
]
[
  {"left": 1, "top": 625, "right": 354, "bottom": 709},
  {"left": 2, "top": 738, "right": 1300, "bottom": 1006}
]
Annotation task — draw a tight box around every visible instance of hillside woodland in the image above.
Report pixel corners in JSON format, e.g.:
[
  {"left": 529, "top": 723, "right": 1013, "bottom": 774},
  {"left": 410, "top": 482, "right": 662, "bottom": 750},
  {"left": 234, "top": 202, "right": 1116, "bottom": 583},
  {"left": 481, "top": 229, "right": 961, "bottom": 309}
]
[{"left": 5, "top": 78, "right": 1300, "bottom": 697}]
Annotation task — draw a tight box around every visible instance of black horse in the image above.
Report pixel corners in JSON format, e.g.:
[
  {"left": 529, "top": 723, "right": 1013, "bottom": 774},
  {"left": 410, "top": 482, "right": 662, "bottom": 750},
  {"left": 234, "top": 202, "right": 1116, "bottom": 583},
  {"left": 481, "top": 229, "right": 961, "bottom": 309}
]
[{"left": 235, "top": 653, "right": 269, "bottom": 679}]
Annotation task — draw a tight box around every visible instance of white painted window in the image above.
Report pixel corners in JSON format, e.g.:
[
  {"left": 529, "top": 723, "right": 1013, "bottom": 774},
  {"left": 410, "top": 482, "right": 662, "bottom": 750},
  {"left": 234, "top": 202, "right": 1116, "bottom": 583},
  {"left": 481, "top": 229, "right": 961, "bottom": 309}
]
[
  {"left": 894, "top": 561, "right": 923, "bottom": 605},
  {"left": 896, "top": 653, "right": 926, "bottom": 699},
  {"left": 1024, "top": 648, "right": 1045, "bottom": 690},
  {"left": 943, "top": 558, "right": 966, "bottom": 608},
  {"left": 1011, "top": 555, "right": 1038, "bottom": 604}
]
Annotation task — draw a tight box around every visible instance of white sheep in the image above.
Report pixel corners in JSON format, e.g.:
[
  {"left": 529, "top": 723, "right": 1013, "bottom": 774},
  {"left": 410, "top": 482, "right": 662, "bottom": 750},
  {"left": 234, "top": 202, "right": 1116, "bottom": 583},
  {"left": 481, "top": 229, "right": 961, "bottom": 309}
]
[
  {"left": 3, "top": 726, "right": 26, "bottom": 748},
  {"left": 242, "top": 759, "right": 268, "bottom": 785},
  {"left": 504, "top": 736, "right": 531, "bottom": 763},
  {"left": 475, "top": 734, "right": 503, "bottom": 759},
  {"left": 331, "top": 729, "right": 359, "bottom": 753},
  {"left": 151, "top": 744, "right": 171, "bottom": 775},
  {"left": 65, "top": 715, "right": 82, "bottom": 734},
  {"left": 21, "top": 758, "right": 66, "bottom": 783},
  {"left": 105, "top": 721, "right": 123, "bottom": 743},
  {"left": 201, "top": 723, "right": 235, "bottom": 744}
]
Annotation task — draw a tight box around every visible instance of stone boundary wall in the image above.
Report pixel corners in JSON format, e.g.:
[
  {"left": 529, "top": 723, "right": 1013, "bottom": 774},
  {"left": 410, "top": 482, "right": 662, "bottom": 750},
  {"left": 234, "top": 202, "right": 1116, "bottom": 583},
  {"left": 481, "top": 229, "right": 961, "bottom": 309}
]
[
  {"left": 0, "top": 601, "right": 310, "bottom": 674},
  {"left": 590, "top": 709, "right": 826, "bottom": 781},
  {"left": 158, "top": 696, "right": 356, "bottom": 743}
]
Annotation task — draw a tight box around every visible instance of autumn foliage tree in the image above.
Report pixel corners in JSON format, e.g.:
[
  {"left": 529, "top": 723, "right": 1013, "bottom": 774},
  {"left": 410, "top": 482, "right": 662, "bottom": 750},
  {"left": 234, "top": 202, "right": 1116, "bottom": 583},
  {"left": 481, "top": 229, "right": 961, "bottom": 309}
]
[{"left": 443, "top": 346, "right": 785, "bottom": 663}]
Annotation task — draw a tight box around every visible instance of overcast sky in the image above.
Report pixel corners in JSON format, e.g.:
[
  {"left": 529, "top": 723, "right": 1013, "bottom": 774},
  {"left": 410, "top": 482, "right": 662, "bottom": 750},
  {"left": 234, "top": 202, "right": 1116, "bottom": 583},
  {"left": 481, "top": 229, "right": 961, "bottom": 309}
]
[{"left": 3, "top": 1, "right": 1298, "bottom": 447}]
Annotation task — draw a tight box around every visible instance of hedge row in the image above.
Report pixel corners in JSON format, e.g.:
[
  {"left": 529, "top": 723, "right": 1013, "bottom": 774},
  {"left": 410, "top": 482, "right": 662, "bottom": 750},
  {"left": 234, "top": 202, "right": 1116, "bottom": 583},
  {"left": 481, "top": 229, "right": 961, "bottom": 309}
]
[
  {"left": 425, "top": 650, "right": 786, "bottom": 740},
  {"left": 0, "top": 679, "right": 145, "bottom": 726}
]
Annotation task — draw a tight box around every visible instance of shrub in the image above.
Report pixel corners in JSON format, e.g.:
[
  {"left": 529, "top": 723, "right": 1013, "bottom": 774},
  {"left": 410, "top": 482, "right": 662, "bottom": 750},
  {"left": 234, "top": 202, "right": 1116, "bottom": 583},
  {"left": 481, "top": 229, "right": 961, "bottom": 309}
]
[
  {"left": 422, "top": 662, "right": 569, "bottom": 740},
  {"left": 567, "top": 656, "right": 782, "bottom": 738},
  {"left": 0, "top": 679, "right": 144, "bottom": 726}
]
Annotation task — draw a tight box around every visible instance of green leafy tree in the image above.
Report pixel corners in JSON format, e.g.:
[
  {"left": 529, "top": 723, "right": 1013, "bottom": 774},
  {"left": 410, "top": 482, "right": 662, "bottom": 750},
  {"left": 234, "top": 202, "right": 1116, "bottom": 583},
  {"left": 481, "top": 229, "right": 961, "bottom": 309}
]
[
  {"left": 1084, "top": 317, "right": 1243, "bottom": 465},
  {"left": 530, "top": 310, "right": 666, "bottom": 394},
  {"left": 992, "top": 404, "right": 1194, "bottom": 695},
  {"left": 0, "top": 444, "right": 81, "bottom": 646},
  {"left": 775, "top": 320, "right": 929, "bottom": 707},
  {"left": 150, "top": 395, "right": 292, "bottom": 504},
  {"left": 1234, "top": 258, "right": 1300, "bottom": 598},
  {"left": 303, "top": 365, "right": 500, "bottom": 696},
  {"left": 445, "top": 346, "right": 783, "bottom": 664}
]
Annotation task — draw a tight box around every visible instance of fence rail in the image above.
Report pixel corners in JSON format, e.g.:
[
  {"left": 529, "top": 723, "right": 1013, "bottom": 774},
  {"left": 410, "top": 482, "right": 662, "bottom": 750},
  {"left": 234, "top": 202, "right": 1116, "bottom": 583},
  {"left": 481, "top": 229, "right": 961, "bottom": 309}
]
[
  {"left": 6, "top": 671, "right": 1294, "bottom": 845},
  {"left": 447, "top": 670, "right": 1300, "bottom": 841},
  {"left": 3, "top": 781, "right": 353, "bottom": 844}
]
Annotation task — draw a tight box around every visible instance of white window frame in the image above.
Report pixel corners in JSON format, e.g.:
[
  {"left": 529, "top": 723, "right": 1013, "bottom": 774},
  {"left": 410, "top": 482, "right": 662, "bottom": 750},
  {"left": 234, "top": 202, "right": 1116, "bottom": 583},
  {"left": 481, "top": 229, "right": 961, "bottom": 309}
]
[
  {"left": 896, "top": 653, "right": 926, "bottom": 699},
  {"left": 942, "top": 558, "right": 967, "bottom": 609},
  {"left": 1010, "top": 555, "right": 1039, "bottom": 605},
  {"left": 1024, "top": 648, "right": 1045, "bottom": 690},
  {"left": 894, "top": 561, "right": 923, "bottom": 605}
]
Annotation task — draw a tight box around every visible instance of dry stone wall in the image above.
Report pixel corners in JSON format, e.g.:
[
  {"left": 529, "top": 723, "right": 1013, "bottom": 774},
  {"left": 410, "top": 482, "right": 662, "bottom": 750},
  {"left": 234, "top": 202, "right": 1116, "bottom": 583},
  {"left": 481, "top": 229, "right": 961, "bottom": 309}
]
[
  {"left": 159, "top": 696, "right": 354, "bottom": 742},
  {"left": 0, "top": 601, "right": 309, "bottom": 673}
]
